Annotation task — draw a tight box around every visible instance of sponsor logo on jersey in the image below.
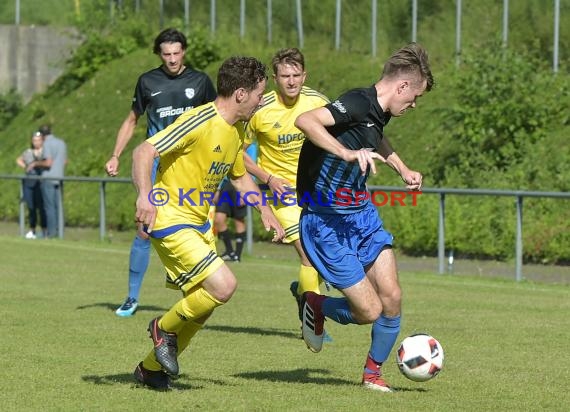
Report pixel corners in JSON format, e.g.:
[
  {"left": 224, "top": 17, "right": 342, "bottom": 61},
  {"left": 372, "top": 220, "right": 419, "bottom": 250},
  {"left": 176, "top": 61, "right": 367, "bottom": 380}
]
[
  {"left": 185, "top": 88, "right": 195, "bottom": 99},
  {"left": 208, "top": 161, "right": 231, "bottom": 175},
  {"left": 151, "top": 91, "right": 162, "bottom": 97},
  {"left": 278, "top": 132, "right": 304, "bottom": 144},
  {"left": 213, "top": 145, "right": 222, "bottom": 153},
  {"left": 156, "top": 105, "right": 194, "bottom": 118},
  {"left": 332, "top": 100, "right": 346, "bottom": 113},
  {"left": 273, "top": 122, "right": 281, "bottom": 128}
]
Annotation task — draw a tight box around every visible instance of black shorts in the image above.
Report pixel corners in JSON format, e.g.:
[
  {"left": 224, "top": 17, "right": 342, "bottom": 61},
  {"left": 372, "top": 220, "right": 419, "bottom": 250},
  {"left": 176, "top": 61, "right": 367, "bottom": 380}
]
[{"left": 216, "top": 180, "right": 247, "bottom": 219}]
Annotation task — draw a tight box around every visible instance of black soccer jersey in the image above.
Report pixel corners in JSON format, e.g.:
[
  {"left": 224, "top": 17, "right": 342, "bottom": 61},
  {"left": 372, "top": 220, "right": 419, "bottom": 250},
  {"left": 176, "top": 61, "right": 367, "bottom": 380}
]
[
  {"left": 297, "top": 86, "right": 391, "bottom": 213},
  {"left": 132, "top": 66, "right": 217, "bottom": 137}
]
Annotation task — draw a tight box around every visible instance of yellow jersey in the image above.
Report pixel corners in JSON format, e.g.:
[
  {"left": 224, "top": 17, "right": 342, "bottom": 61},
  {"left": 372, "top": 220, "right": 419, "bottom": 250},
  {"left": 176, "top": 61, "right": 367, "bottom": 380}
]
[
  {"left": 245, "top": 86, "right": 328, "bottom": 185},
  {"left": 147, "top": 102, "right": 246, "bottom": 235}
]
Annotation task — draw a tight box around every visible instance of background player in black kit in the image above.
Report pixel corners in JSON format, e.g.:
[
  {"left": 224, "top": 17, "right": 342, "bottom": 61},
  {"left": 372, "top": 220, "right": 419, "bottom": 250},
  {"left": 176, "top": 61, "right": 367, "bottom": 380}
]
[{"left": 105, "top": 28, "right": 217, "bottom": 317}]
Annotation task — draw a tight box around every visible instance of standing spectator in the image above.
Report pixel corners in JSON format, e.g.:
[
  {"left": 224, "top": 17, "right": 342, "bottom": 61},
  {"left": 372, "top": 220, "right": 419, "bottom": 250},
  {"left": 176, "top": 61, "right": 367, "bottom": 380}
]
[
  {"left": 32, "top": 124, "right": 68, "bottom": 239},
  {"left": 104, "top": 28, "right": 217, "bottom": 317},
  {"left": 16, "top": 131, "right": 47, "bottom": 239}
]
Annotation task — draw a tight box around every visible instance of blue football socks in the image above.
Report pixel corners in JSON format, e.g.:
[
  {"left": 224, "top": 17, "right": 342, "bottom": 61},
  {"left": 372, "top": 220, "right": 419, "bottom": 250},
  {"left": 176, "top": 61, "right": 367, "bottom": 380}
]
[
  {"left": 321, "top": 297, "right": 356, "bottom": 325},
  {"left": 369, "top": 314, "right": 401, "bottom": 363},
  {"left": 128, "top": 235, "right": 151, "bottom": 300}
]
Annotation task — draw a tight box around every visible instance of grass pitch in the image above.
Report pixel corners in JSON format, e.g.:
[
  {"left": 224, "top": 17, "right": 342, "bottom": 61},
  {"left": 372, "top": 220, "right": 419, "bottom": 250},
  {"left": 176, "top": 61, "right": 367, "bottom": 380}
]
[{"left": 1, "top": 236, "right": 568, "bottom": 411}]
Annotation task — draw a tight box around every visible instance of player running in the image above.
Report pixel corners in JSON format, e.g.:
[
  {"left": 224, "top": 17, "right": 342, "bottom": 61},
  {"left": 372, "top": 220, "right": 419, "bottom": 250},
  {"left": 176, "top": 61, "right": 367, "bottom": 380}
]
[
  {"left": 131, "top": 56, "right": 285, "bottom": 390},
  {"left": 295, "top": 43, "right": 433, "bottom": 392},
  {"left": 243, "top": 48, "right": 331, "bottom": 337}
]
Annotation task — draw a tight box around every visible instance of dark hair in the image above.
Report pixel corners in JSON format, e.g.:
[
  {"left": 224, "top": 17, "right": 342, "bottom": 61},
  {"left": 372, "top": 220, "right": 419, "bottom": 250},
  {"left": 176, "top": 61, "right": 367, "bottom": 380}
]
[
  {"left": 153, "top": 28, "right": 187, "bottom": 55},
  {"left": 216, "top": 56, "right": 267, "bottom": 98},
  {"left": 382, "top": 42, "right": 434, "bottom": 91},
  {"left": 271, "top": 48, "right": 305, "bottom": 74},
  {"left": 38, "top": 124, "right": 51, "bottom": 135}
]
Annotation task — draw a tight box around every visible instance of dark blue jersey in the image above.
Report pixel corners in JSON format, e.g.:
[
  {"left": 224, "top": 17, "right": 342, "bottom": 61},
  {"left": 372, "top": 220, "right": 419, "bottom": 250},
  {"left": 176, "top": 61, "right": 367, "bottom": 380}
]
[
  {"left": 297, "top": 86, "right": 391, "bottom": 214},
  {"left": 132, "top": 66, "right": 217, "bottom": 137}
]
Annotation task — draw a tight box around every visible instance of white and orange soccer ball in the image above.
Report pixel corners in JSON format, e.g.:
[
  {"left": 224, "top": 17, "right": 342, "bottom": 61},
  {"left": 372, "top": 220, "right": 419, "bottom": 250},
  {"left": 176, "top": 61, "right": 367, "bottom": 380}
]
[{"left": 396, "top": 333, "right": 444, "bottom": 382}]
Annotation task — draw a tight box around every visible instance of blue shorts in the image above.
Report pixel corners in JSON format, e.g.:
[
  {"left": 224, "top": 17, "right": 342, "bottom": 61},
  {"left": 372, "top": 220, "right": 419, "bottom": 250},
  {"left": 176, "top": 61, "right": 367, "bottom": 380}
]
[{"left": 299, "top": 202, "right": 393, "bottom": 290}]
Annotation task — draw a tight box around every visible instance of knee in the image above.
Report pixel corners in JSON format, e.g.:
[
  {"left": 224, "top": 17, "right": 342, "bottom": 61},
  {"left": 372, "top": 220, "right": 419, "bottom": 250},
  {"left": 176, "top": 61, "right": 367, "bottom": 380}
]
[
  {"left": 210, "top": 277, "right": 238, "bottom": 303},
  {"left": 355, "top": 300, "right": 383, "bottom": 324}
]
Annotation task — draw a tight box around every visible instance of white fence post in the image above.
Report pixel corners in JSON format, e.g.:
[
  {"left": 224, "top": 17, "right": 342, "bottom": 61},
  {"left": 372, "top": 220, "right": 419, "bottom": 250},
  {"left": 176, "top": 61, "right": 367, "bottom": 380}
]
[
  {"left": 296, "top": 0, "right": 304, "bottom": 49},
  {"left": 515, "top": 196, "right": 523, "bottom": 281},
  {"left": 267, "top": 0, "right": 272, "bottom": 43},
  {"left": 210, "top": 0, "right": 216, "bottom": 34},
  {"left": 335, "top": 0, "right": 341, "bottom": 50},
  {"left": 438, "top": 193, "right": 446, "bottom": 274},
  {"left": 553, "top": 0, "right": 560, "bottom": 74},
  {"left": 455, "top": 0, "right": 462, "bottom": 67},
  {"left": 502, "top": 0, "right": 509, "bottom": 47},
  {"left": 371, "top": 0, "right": 377, "bottom": 57},
  {"left": 240, "top": 0, "right": 245, "bottom": 38},
  {"left": 411, "top": 0, "right": 418, "bottom": 43}
]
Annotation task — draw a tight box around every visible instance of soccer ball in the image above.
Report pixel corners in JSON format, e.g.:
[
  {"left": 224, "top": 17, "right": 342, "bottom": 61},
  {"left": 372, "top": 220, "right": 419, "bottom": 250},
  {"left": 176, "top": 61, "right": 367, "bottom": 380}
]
[{"left": 396, "top": 333, "right": 444, "bottom": 382}]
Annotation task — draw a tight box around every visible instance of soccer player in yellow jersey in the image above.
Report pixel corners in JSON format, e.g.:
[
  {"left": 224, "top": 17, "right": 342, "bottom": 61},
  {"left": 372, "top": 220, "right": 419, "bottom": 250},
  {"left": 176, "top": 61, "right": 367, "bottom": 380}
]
[
  {"left": 243, "top": 48, "right": 330, "bottom": 334},
  {"left": 131, "top": 56, "right": 285, "bottom": 391}
]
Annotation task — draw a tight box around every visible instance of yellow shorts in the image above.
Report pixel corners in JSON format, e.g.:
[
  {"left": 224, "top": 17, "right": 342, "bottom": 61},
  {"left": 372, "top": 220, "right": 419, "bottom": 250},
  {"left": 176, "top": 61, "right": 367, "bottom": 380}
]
[
  {"left": 151, "top": 227, "right": 224, "bottom": 293},
  {"left": 269, "top": 200, "right": 302, "bottom": 244}
]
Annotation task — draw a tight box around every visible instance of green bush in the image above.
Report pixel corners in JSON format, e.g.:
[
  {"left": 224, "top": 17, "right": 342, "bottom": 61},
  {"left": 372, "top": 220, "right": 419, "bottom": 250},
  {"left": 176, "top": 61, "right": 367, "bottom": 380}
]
[
  {"left": 433, "top": 42, "right": 568, "bottom": 190},
  {"left": 0, "top": 90, "right": 23, "bottom": 131}
]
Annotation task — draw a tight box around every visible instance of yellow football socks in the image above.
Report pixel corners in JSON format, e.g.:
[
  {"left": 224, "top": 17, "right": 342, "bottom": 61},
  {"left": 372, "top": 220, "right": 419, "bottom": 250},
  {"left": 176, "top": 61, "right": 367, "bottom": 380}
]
[
  {"left": 297, "top": 264, "right": 321, "bottom": 295},
  {"left": 142, "top": 287, "right": 222, "bottom": 371},
  {"left": 177, "top": 317, "right": 208, "bottom": 354},
  {"left": 160, "top": 287, "right": 223, "bottom": 333}
]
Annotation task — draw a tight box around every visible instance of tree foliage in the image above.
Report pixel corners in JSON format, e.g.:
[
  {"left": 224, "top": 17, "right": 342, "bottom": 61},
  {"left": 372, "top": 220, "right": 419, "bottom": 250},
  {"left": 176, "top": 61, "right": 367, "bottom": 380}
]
[
  {"left": 433, "top": 42, "right": 569, "bottom": 190},
  {"left": 0, "top": 89, "right": 23, "bottom": 131},
  {"left": 44, "top": 1, "right": 220, "bottom": 98}
]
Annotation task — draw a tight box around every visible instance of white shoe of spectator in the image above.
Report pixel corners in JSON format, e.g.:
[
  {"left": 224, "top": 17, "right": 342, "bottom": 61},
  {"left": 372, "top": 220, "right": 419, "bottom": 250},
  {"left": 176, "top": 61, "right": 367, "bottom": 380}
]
[{"left": 25, "top": 231, "right": 36, "bottom": 239}]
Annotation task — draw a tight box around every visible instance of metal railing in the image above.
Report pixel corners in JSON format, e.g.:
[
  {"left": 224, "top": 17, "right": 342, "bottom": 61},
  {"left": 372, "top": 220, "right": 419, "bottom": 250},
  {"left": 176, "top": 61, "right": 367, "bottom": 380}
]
[
  {"left": 367, "top": 185, "right": 570, "bottom": 281},
  {"left": 0, "top": 174, "right": 131, "bottom": 241},
  {"left": 2, "top": 174, "right": 568, "bottom": 281}
]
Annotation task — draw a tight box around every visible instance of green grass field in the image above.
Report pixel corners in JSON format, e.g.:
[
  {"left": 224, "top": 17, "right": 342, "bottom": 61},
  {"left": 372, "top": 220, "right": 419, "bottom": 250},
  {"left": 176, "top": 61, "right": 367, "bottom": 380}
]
[{"left": 1, "top": 235, "right": 569, "bottom": 411}]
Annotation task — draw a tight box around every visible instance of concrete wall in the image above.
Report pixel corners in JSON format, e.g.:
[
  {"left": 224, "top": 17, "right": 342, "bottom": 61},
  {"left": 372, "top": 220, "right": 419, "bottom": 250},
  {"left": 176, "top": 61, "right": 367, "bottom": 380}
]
[{"left": 0, "top": 24, "right": 81, "bottom": 102}]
